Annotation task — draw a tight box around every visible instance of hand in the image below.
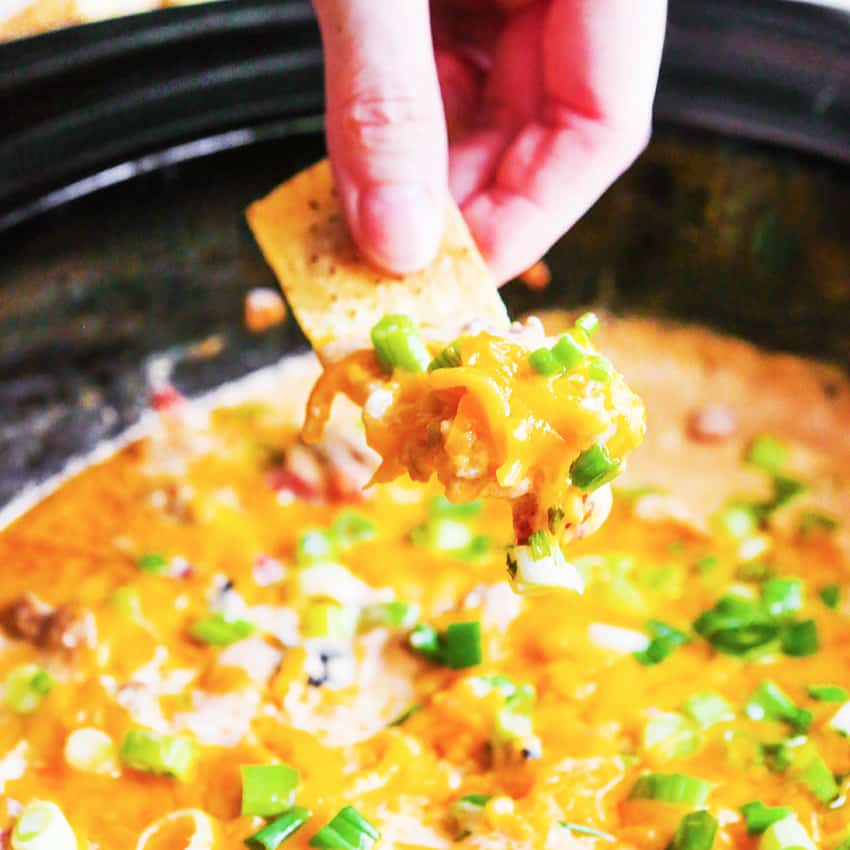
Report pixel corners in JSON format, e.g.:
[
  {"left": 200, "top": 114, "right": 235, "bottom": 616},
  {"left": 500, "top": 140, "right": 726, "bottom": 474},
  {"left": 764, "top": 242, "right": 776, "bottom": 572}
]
[{"left": 312, "top": 0, "right": 667, "bottom": 284}]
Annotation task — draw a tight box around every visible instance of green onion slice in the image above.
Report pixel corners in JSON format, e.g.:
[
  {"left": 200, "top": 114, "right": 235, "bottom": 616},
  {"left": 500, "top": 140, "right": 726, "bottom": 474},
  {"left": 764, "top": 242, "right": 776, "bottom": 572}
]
[
  {"left": 629, "top": 772, "right": 711, "bottom": 806},
  {"left": 758, "top": 816, "right": 816, "bottom": 850},
  {"left": 807, "top": 684, "right": 848, "bottom": 702},
  {"left": 136, "top": 552, "right": 168, "bottom": 574},
  {"left": 408, "top": 624, "right": 442, "bottom": 662},
  {"left": 441, "top": 622, "right": 482, "bottom": 670},
  {"left": 671, "top": 810, "right": 718, "bottom": 850},
  {"left": 529, "top": 347, "right": 562, "bottom": 376},
  {"left": 641, "top": 712, "right": 699, "bottom": 761},
  {"left": 819, "top": 584, "right": 841, "bottom": 610},
  {"left": 430, "top": 496, "right": 482, "bottom": 519},
  {"left": 241, "top": 764, "right": 300, "bottom": 817},
  {"left": 302, "top": 604, "right": 358, "bottom": 642},
  {"left": 761, "top": 578, "right": 803, "bottom": 617},
  {"left": 245, "top": 807, "right": 311, "bottom": 850},
  {"left": 551, "top": 332, "right": 587, "bottom": 371},
  {"left": 682, "top": 693, "right": 734, "bottom": 729},
  {"left": 428, "top": 342, "right": 462, "bottom": 372},
  {"left": 11, "top": 801, "right": 77, "bottom": 850},
  {"left": 586, "top": 354, "right": 614, "bottom": 383},
  {"left": 740, "top": 801, "right": 793, "bottom": 835},
  {"left": 308, "top": 806, "right": 379, "bottom": 850},
  {"left": 780, "top": 619, "right": 819, "bottom": 657},
  {"left": 799, "top": 511, "right": 838, "bottom": 534},
  {"left": 388, "top": 703, "right": 421, "bottom": 727},
  {"left": 370, "top": 314, "right": 430, "bottom": 374},
  {"left": 634, "top": 621, "right": 688, "bottom": 666},
  {"left": 744, "top": 681, "right": 812, "bottom": 733},
  {"left": 528, "top": 530, "right": 551, "bottom": 560},
  {"left": 574, "top": 312, "right": 600, "bottom": 336},
  {"left": 4, "top": 664, "right": 54, "bottom": 715},
  {"left": 360, "top": 601, "right": 419, "bottom": 631},
  {"left": 747, "top": 435, "right": 788, "bottom": 474},
  {"left": 189, "top": 613, "right": 254, "bottom": 647},
  {"left": 570, "top": 443, "right": 621, "bottom": 491},
  {"left": 120, "top": 729, "right": 198, "bottom": 781},
  {"left": 330, "top": 512, "right": 377, "bottom": 548}
]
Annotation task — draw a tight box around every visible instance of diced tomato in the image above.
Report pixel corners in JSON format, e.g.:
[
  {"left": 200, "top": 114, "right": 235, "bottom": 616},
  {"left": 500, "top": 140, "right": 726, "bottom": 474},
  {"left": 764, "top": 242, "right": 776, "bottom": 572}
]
[
  {"left": 148, "top": 384, "right": 185, "bottom": 411},
  {"left": 268, "top": 468, "right": 321, "bottom": 501}
]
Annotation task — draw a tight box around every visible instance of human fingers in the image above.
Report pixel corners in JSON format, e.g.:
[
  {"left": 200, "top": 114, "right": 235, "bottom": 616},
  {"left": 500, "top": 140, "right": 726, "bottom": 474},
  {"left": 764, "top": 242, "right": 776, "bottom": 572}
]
[{"left": 313, "top": 0, "right": 448, "bottom": 274}]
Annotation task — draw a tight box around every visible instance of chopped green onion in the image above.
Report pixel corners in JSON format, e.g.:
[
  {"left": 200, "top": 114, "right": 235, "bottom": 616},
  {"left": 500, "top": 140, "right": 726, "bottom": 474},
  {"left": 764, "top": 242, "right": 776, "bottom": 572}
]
[
  {"left": 819, "top": 584, "right": 841, "bottom": 609},
  {"left": 430, "top": 496, "right": 482, "bottom": 519},
  {"left": 308, "top": 806, "right": 379, "bottom": 850},
  {"left": 671, "top": 810, "right": 717, "bottom": 850},
  {"left": 780, "top": 619, "right": 819, "bottom": 657},
  {"left": 736, "top": 561, "right": 774, "bottom": 582},
  {"left": 120, "top": 729, "right": 198, "bottom": 781},
  {"left": 302, "top": 604, "right": 359, "bottom": 641},
  {"left": 807, "top": 684, "right": 848, "bottom": 702},
  {"left": 428, "top": 342, "right": 462, "bottom": 372},
  {"left": 795, "top": 749, "right": 838, "bottom": 803},
  {"left": 189, "top": 613, "right": 254, "bottom": 646},
  {"left": 682, "top": 693, "right": 735, "bottom": 729},
  {"left": 747, "top": 435, "right": 788, "bottom": 474},
  {"left": 629, "top": 772, "right": 711, "bottom": 806},
  {"left": 408, "top": 622, "right": 482, "bottom": 669},
  {"left": 360, "top": 601, "right": 419, "bottom": 630},
  {"left": 641, "top": 712, "right": 699, "bottom": 761},
  {"left": 574, "top": 312, "right": 600, "bottom": 336},
  {"left": 799, "top": 511, "right": 838, "bottom": 534},
  {"left": 570, "top": 443, "right": 621, "bottom": 491},
  {"left": 695, "top": 555, "right": 720, "bottom": 575},
  {"left": 744, "top": 682, "right": 811, "bottom": 734},
  {"left": 506, "top": 541, "right": 584, "bottom": 595},
  {"left": 560, "top": 822, "right": 615, "bottom": 843},
  {"left": 64, "top": 728, "right": 118, "bottom": 776},
  {"left": 11, "top": 801, "right": 77, "bottom": 850},
  {"left": 761, "top": 578, "right": 803, "bottom": 617},
  {"left": 828, "top": 701, "right": 850, "bottom": 736},
  {"left": 740, "top": 801, "right": 793, "bottom": 835},
  {"left": 408, "top": 623, "right": 442, "bottom": 661},
  {"left": 551, "top": 332, "right": 586, "bottom": 371},
  {"left": 245, "top": 807, "right": 312, "bottom": 850},
  {"left": 388, "top": 703, "right": 421, "bottom": 727},
  {"left": 529, "top": 347, "right": 562, "bottom": 376},
  {"left": 370, "top": 314, "right": 430, "bottom": 373},
  {"left": 716, "top": 503, "right": 761, "bottom": 539},
  {"left": 4, "top": 664, "right": 54, "bottom": 715},
  {"left": 760, "top": 740, "right": 798, "bottom": 774},
  {"left": 410, "top": 517, "right": 472, "bottom": 552},
  {"left": 136, "top": 552, "right": 168, "bottom": 574},
  {"left": 110, "top": 587, "right": 144, "bottom": 624},
  {"left": 634, "top": 621, "right": 688, "bottom": 666},
  {"left": 693, "top": 596, "right": 779, "bottom": 656},
  {"left": 330, "top": 512, "right": 377, "bottom": 548},
  {"left": 770, "top": 475, "right": 806, "bottom": 510},
  {"left": 528, "top": 530, "right": 551, "bottom": 560},
  {"left": 442, "top": 621, "right": 482, "bottom": 670},
  {"left": 469, "top": 674, "right": 522, "bottom": 700},
  {"left": 241, "top": 764, "right": 300, "bottom": 817},
  {"left": 758, "top": 816, "right": 816, "bottom": 850},
  {"left": 296, "top": 530, "right": 337, "bottom": 565},
  {"left": 450, "top": 794, "right": 490, "bottom": 837},
  {"left": 493, "top": 684, "right": 538, "bottom": 759},
  {"left": 586, "top": 354, "right": 614, "bottom": 383}
]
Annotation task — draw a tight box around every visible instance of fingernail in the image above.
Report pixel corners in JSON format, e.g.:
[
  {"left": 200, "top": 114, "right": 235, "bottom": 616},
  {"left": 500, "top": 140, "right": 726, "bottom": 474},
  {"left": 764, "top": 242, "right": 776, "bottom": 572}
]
[{"left": 357, "top": 183, "right": 442, "bottom": 274}]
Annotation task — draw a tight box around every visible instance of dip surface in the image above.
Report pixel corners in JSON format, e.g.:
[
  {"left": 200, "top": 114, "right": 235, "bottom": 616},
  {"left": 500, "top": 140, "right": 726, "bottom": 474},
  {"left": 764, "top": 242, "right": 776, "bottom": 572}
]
[{"left": 1, "top": 315, "right": 849, "bottom": 850}]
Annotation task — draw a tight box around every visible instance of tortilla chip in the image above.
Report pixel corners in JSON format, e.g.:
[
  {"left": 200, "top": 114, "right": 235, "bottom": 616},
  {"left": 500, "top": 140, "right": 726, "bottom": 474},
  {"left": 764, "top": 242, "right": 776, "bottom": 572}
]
[{"left": 246, "top": 159, "right": 509, "bottom": 358}]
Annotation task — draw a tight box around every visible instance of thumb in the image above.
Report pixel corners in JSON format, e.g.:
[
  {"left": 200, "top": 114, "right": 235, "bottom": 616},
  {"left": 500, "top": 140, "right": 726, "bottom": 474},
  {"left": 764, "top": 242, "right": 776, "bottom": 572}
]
[{"left": 313, "top": 0, "right": 448, "bottom": 274}]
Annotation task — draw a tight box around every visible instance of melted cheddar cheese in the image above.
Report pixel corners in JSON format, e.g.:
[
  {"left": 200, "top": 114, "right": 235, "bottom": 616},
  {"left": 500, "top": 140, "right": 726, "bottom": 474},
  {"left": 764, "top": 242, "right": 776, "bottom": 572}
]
[
  {"left": 303, "top": 318, "right": 645, "bottom": 548},
  {"left": 0, "top": 322, "right": 849, "bottom": 850}
]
